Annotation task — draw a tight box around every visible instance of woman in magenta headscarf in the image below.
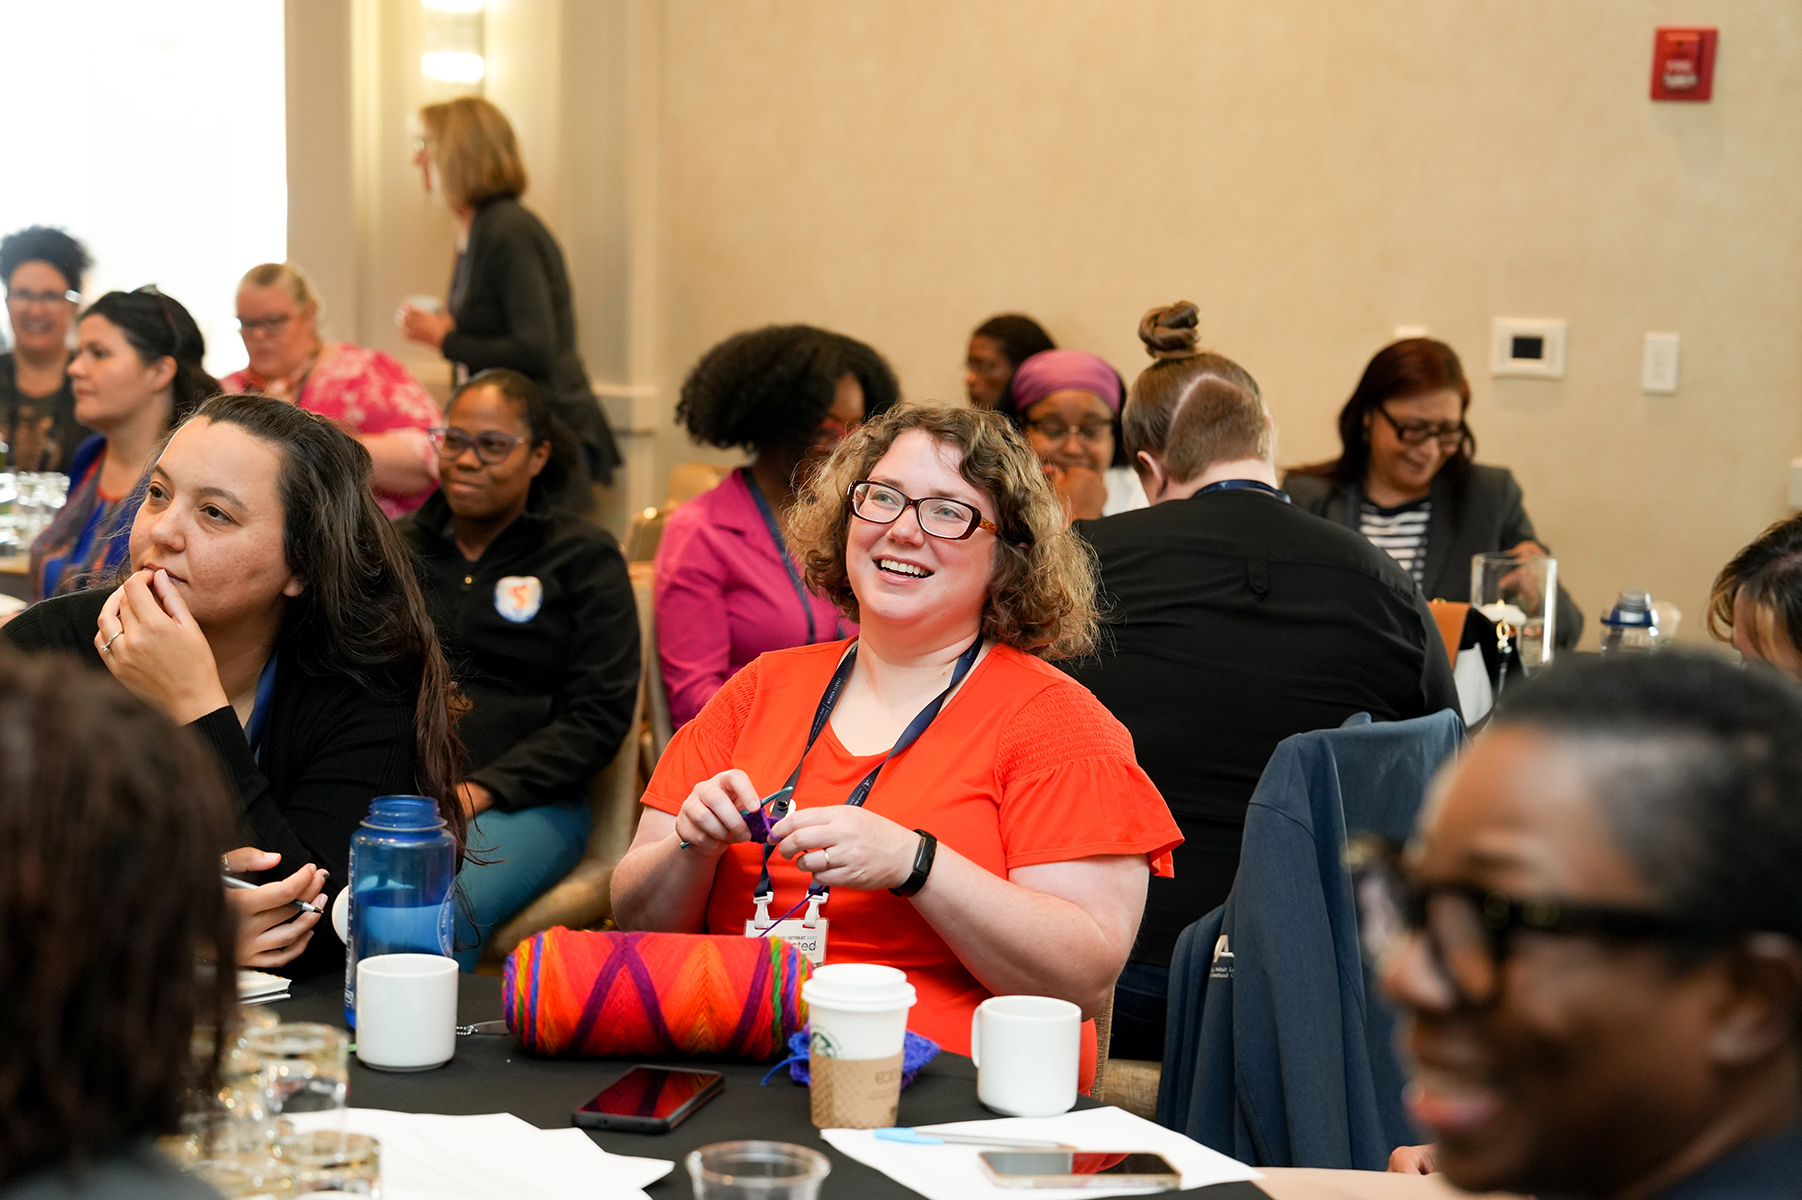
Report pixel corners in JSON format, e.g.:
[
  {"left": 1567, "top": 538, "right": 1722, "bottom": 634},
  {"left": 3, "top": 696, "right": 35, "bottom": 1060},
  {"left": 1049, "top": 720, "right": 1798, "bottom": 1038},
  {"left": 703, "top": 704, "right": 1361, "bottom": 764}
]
[{"left": 1004, "top": 349, "right": 1146, "bottom": 520}]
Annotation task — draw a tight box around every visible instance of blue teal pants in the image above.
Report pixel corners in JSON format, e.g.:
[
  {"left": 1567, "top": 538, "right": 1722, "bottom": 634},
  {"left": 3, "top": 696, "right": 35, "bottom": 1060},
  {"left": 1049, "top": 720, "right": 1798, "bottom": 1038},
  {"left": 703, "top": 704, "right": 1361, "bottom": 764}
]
[{"left": 453, "top": 799, "right": 591, "bottom": 971}]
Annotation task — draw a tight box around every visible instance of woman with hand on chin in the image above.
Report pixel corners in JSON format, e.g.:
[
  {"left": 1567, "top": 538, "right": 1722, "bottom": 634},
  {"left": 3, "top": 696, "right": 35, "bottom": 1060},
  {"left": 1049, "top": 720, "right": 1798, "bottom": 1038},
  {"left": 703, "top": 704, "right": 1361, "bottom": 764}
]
[
  {"left": 400, "top": 369, "right": 638, "bottom": 968},
  {"left": 5, "top": 393, "right": 462, "bottom": 979},
  {"left": 613, "top": 403, "right": 1181, "bottom": 1084}
]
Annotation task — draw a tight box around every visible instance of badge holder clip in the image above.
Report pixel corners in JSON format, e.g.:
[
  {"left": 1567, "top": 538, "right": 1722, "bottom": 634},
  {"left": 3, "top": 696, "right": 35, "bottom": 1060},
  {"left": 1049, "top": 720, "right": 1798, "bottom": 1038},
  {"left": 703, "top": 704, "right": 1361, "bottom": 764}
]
[{"left": 746, "top": 891, "right": 828, "bottom": 964}]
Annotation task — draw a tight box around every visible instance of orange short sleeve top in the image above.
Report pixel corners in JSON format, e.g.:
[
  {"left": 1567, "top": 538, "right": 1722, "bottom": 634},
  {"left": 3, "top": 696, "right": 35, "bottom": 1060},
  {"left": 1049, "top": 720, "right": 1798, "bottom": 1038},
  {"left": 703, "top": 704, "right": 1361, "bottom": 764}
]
[{"left": 640, "top": 639, "right": 1182, "bottom": 1057}]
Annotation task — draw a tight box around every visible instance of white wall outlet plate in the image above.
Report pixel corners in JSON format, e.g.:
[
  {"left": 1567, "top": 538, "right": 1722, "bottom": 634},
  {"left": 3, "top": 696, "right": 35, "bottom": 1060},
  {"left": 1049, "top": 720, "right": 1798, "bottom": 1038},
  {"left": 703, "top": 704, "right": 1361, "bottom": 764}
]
[
  {"left": 1490, "top": 318, "right": 1567, "bottom": 378},
  {"left": 1642, "top": 332, "right": 1681, "bottom": 393},
  {"left": 1788, "top": 458, "right": 1802, "bottom": 511},
  {"left": 1393, "top": 325, "right": 1430, "bottom": 339}
]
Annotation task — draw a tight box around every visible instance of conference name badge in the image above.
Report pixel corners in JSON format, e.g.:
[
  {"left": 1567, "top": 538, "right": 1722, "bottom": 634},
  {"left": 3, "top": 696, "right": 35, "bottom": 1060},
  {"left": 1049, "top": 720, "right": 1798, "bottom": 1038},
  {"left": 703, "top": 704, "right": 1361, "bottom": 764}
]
[
  {"left": 494, "top": 576, "right": 543, "bottom": 623},
  {"left": 746, "top": 894, "right": 828, "bottom": 965}
]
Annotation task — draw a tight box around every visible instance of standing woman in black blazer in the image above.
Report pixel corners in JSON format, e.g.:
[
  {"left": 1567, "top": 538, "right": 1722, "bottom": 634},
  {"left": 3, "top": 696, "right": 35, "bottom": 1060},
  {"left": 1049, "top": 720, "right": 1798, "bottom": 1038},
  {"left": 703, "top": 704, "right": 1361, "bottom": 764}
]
[
  {"left": 1283, "top": 338, "right": 1583, "bottom": 648},
  {"left": 400, "top": 97, "right": 621, "bottom": 488}
]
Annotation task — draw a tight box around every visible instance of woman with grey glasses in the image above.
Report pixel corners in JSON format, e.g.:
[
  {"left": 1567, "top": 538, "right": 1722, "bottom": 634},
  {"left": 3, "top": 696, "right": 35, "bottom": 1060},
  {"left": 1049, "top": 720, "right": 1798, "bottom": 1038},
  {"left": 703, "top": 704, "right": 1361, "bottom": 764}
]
[{"left": 1285, "top": 337, "right": 1582, "bottom": 647}]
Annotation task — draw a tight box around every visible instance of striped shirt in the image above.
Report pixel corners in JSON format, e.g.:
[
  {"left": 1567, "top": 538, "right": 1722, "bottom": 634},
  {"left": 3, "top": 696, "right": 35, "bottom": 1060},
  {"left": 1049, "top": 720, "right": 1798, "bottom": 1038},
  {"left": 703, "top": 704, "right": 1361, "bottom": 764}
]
[{"left": 1359, "top": 498, "right": 1431, "bottom": 583}]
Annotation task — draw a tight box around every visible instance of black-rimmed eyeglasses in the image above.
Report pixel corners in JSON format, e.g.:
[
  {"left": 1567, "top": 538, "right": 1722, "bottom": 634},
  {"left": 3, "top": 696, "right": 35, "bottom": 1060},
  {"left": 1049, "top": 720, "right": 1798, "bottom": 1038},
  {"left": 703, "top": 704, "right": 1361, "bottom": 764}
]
[
  {"left": 1376, "top": 406, "right": 1466, "bottom": 448},
  {"left": 848, "top": 480, "right": 998, "bottom": 540},
  {"left": 1345, "top": 835, "right": 1714, "bottom": 1008},
  {"left": 430, "top": 427, "right": 522, "bottom": 464}
]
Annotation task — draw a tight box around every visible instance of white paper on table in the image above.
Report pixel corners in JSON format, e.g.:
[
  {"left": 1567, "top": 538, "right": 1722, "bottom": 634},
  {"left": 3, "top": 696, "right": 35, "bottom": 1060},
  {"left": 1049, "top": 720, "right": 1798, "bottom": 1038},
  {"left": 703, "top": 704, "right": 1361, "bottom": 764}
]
[
  {"left": 821, "top": 1106, "right": 1262, "bottom": 1200},
  {"left": 287, "top": 1108, "right": 673, "bottom": 1199}
]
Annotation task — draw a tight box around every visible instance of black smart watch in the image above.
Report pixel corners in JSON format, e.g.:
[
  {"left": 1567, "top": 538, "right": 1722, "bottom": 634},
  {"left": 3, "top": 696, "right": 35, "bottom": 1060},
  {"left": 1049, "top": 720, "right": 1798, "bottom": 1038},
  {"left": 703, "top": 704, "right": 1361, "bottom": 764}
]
[{"left": 890, "top": 829, "right": 938, "bottom": 898}]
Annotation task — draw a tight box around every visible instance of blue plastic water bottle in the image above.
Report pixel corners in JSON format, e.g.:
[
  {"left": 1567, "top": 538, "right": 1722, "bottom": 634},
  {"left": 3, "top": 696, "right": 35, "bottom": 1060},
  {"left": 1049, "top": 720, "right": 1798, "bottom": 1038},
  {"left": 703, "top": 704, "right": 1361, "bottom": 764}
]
[{"left": 343, "top": 795, "right": 457, "bottom": 1027}]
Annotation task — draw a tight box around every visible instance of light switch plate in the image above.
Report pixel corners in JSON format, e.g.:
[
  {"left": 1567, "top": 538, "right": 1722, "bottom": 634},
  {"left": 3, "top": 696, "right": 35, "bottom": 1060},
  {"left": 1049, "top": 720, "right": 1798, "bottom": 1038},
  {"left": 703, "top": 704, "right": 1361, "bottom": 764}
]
[
  {"left": 1642, "top": 332, "right": 1680, "bottom": 393},
  {"left": 1491, "top": 318, "right": 1567, "bottom": 378}
]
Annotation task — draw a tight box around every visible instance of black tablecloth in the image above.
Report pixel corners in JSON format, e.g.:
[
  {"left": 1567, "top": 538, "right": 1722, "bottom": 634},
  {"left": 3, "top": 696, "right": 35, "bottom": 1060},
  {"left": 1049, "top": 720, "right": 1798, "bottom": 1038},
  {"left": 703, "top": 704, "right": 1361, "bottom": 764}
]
[{"left": 272, "top": 974, "right": 1262, "bottom": 1198}]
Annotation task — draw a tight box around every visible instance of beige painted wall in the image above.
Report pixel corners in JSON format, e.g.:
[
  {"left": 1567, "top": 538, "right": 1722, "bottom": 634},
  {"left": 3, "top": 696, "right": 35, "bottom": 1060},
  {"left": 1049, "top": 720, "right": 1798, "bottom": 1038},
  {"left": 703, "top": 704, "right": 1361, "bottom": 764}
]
[{"left": 651, "top": 0, "right": 1802, "bottom": 647}]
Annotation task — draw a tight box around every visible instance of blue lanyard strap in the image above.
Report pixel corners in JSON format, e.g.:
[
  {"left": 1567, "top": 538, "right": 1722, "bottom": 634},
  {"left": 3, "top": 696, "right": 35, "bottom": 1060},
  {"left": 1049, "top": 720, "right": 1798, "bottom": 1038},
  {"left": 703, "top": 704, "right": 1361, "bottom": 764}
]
[
  {"left": 1195, "top": 478, "right": 1291, "bottom": 503},
  {"left": 753, "top": 635, "right": 983, "bottom": 901},
  {"left": 744, "top": 468, "right": 819, "bottom": 645},
  {"left": 245, "top": 652, "right": 279, "bottom": 763}
]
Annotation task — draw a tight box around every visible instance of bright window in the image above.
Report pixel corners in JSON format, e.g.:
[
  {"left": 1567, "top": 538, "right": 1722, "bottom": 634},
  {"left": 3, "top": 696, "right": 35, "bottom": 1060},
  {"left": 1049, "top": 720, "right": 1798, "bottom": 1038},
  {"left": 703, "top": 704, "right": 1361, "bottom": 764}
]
[{"left": 0, "top": 0, "right": 286, "bottom": 378}]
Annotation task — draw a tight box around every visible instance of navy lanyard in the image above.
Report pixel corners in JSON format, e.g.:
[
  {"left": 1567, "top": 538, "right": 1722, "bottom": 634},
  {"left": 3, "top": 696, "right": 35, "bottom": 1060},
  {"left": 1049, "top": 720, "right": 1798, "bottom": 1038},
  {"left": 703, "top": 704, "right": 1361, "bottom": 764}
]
[
  {"left": 753, "top": 635, "right": 983, "bottom": 900},
  {"left": 1195, "top": 478, "right": 1291, "bottom": 503},
  {"left": 744, "top": 468, "right": 823, "bottom": 645},
  {"left": 246, "top": 653, "right": 279, "bottom": 764}
]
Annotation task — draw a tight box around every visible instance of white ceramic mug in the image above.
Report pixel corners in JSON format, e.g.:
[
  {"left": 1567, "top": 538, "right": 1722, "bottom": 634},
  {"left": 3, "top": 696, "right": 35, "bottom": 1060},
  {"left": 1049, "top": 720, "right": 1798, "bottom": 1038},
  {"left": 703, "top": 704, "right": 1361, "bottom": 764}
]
[
  {"left": 355, "top": 953, "right": 458, "bottom": 1071},
  {"left": 970, "top": 994, "right": 1081, "bottom": 1116}
]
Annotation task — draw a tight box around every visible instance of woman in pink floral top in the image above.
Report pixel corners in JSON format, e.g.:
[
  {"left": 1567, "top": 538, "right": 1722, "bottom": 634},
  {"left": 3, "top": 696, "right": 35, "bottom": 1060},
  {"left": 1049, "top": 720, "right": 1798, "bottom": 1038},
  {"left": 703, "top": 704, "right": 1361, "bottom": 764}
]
[{"left": 221, "top": 262, "right": 440, "bottom": 517}]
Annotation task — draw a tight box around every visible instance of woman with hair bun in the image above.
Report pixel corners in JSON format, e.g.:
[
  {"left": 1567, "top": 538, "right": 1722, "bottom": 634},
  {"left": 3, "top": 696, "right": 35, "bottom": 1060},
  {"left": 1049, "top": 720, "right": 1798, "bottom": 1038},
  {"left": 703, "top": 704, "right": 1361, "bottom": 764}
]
[
  {"left": 7, "top": 392, "right": 462, "bottom": 981},
  {"left": 615, "top": 402, "right": 1180, "bottom": 1086},
  {"left": 1284, "top": 337, "right": 1582, "bottom": 646},
  {"left": 224, "top": 261, "right": 440, "bottom": 518},
  {"left": 401, "top": 369, "right": 639, "bottom": 967},
  {"left": 29, "top": 288, "right": 217, "bottom": 601},
  {"left": 656, "top": 324, "right": 899, "bottom": 727}
]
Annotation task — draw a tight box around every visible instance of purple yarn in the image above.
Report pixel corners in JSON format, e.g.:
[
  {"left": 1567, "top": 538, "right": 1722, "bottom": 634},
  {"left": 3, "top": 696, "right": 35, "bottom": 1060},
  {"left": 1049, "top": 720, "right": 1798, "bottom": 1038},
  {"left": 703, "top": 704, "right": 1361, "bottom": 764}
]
[
  {"left": 742, "top": 806, "right": 772, "bottom": 843},
  {"left": 762, "top": 1026, "right": 940, "bottom": 1090}
]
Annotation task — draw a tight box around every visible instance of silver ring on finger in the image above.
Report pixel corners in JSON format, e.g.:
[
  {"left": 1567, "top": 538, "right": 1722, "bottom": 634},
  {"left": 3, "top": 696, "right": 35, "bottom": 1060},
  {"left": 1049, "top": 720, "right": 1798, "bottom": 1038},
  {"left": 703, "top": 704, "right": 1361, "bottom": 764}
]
[
  {"left": 816, "top": 847, "right": 831, "bottom": 870},
  {"left": 102, "top": 632, "right": 123, "bottom": 653}
]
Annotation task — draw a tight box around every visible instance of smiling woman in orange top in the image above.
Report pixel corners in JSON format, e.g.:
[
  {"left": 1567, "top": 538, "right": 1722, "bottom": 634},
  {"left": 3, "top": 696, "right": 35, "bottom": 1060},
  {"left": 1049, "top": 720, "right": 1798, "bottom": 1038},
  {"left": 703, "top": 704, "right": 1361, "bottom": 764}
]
[{"left": 612, "top": 403, "right": 1181, "bottom": 1082}]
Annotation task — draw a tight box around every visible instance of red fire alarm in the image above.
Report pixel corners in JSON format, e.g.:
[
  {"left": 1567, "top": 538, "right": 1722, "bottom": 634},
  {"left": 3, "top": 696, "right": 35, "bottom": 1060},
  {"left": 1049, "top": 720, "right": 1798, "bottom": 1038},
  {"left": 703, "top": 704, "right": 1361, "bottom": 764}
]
[{"left": 1651, "top": 27, "right": 1717, "bottom": 101}]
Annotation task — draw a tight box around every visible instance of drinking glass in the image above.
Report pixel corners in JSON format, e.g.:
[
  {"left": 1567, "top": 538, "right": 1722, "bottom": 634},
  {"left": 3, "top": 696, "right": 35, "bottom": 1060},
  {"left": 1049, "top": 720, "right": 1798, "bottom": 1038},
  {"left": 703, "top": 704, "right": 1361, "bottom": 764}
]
[
  {"left": 278, "top": 1130, "right": 381, "bottom": 1195},
  {"left": 687, "top": 1141, "right": 830, "bottom": 1200},
  {"left": 249, "top": 1023, "right": 350, "bottom": 1119},
  {"left": 1472, "top": 552, "right": 1557, "bottom": 672}
]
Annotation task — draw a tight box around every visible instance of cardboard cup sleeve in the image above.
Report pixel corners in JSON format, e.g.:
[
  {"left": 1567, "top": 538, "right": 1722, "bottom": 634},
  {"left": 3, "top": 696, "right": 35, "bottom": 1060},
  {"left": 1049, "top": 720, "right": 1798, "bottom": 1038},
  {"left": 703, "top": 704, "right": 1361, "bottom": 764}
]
[{"left": 809, "top": 1050, "right": 905, "bottom": 1129}]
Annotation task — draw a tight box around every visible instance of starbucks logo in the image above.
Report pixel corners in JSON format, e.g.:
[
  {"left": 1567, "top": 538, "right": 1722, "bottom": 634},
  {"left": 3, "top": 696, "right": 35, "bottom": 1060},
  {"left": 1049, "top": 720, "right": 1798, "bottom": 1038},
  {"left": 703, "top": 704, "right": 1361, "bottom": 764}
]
[{"left": 809, "top": 1029, "right": 841, "bottom": 1059}]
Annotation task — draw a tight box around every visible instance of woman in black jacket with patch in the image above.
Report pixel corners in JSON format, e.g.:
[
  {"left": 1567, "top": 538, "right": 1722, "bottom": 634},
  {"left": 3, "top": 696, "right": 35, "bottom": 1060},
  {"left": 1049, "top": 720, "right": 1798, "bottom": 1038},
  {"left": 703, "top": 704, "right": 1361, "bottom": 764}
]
[{"left": 401, "top": 369, "right": 638, "bottom": 968}]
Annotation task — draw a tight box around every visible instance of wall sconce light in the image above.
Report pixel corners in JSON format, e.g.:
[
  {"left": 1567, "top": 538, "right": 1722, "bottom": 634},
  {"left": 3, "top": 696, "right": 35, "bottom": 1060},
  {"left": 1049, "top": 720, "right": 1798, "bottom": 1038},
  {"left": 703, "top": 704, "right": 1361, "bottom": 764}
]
[{"left": 422, "top": 0, "right": 485, "bottom": 86}]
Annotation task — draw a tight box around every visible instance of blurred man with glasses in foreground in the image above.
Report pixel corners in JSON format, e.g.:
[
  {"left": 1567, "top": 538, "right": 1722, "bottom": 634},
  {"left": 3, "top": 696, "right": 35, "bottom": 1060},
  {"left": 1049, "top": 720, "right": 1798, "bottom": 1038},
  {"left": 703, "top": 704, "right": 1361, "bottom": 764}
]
[{"left": 1366, "top": 652, "right": 1802, "bottom": 1196}]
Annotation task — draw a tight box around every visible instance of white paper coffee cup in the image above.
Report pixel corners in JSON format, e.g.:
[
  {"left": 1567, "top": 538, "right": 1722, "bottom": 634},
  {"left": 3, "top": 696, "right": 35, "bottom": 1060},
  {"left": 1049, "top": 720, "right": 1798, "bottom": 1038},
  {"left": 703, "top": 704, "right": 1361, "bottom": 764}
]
[
  {"left": 801, "top": 963, "right": 915, "bottom": 1061},
  {"left": 355, "top": 953, "right": 457, "bottom": 1072}
]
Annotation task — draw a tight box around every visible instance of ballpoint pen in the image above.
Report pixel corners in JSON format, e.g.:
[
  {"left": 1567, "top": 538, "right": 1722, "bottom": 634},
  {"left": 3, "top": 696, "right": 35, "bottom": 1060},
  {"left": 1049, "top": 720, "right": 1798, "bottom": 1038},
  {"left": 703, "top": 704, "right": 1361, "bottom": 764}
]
[
  {"left": 874, "top": 1127, "right": 1076, "bottom": 1149},
  {"left": 222, "top": 874, "right": 324, "bottom": 915}
]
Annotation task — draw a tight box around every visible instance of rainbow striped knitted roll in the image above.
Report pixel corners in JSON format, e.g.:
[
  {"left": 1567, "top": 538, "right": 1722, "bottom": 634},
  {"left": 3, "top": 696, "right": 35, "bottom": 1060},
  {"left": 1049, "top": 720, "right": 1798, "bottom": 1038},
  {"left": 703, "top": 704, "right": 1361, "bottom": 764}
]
[{"left": 503, "top": 929, "right": 811, "bottom": 1060}]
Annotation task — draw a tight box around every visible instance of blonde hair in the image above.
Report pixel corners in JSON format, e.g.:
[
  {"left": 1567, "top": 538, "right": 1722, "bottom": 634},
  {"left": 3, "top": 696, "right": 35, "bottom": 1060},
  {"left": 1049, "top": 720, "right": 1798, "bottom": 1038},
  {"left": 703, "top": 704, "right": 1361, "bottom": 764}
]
[
  {"left": 1125, "top": 301, "right": 1269, "bottom": 483},
  {"left": 418, "top": 97, "right": 528, "bottom": 210},
  {"left": 239, "top": 262, "right": 321, "bottom": 319},
  {"left": 786, "top": 403, "right": 1098, "bottom": 660}
]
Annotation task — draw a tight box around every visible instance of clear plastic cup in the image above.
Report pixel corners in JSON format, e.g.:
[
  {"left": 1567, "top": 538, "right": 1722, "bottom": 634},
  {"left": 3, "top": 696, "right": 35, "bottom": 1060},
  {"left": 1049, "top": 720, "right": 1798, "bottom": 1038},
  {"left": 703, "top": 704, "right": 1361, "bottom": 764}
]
[{"left": 686, "top": 1141, "right": 830, "bottom": 1200}]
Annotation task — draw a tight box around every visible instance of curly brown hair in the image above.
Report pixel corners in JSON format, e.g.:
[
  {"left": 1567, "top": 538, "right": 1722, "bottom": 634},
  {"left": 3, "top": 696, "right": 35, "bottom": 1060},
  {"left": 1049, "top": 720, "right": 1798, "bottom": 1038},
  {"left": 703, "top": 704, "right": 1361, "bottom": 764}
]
[{"left": 785, "top": 402, "right": 1098, "bottom": 659}]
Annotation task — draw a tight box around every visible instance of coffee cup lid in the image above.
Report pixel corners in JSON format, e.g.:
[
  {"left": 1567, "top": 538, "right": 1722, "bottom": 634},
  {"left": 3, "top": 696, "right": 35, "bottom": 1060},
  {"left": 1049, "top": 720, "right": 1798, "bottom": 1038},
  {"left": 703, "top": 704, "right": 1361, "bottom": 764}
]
[{"left": 801, "top": 963, "right": 916, "bottom": 1012}]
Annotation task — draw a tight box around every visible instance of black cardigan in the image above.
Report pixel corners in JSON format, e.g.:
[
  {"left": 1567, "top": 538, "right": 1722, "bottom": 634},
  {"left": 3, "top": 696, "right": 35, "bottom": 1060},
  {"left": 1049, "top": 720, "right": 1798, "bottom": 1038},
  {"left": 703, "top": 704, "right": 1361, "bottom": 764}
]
[
  {"left": 442, "top": 195, "right": 622, "bottom": 483},
  {"left": 399, "top": 491, "right": 639, "bottom": 812},
  {"left": 4, "top": 589, "right": 423, "bottom": 979},
  {"left": 1283, "top": 463, "right": 1584, "bottom": 648}
]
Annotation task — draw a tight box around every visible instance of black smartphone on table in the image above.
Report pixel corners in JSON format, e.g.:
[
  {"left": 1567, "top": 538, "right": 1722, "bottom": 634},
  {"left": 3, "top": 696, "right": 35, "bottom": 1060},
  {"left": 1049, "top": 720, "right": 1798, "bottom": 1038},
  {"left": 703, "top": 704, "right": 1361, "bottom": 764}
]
[{"left": 571, "top": 1065, "right": 725, "bottom": 1133}]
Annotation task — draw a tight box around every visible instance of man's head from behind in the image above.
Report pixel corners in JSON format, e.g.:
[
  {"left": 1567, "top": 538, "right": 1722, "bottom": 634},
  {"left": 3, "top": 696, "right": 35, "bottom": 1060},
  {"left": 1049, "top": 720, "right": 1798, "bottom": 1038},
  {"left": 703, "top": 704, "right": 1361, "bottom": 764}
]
[
  {"left": 1125, "top": 302, "right": 1271, "bottom": 502},
  {"left": 1380, "top": 652, "right": 1802, "bottom": 1198}
]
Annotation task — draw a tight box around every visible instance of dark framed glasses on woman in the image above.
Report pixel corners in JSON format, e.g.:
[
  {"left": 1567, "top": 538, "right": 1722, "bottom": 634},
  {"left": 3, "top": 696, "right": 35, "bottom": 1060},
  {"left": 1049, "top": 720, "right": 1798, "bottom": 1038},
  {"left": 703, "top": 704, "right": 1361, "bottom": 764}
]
[
  {"left": 1376, "top": 407, "right": 1466, "bottom": 447},
  {"left": 1344, "top": 835, "right": 1710, "bottom": 1007},
  {"left": 848, "top": 480, "right": 998, "bottom": 540},
  {"left": 430, "top": 426, "right": 521, "bottom": 464}
]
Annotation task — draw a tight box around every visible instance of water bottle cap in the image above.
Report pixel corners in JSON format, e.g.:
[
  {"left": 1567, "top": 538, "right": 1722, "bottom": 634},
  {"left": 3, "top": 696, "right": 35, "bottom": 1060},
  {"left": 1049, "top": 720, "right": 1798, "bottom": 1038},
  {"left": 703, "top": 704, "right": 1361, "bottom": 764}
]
[
  {"left": 360, "top": 795, "right": 445, "bottom": 832},
  {"left": 1601, "top": 590, "right": 1658, "bottom": 629}
]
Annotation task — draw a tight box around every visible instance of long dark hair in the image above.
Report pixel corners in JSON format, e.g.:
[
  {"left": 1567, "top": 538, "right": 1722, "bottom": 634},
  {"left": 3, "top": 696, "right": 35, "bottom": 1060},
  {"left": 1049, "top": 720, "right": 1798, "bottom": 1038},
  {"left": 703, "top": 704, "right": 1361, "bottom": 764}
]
[
  {"left": 81, "top": 288, "right": 217, "bottom": 423},
  {"left": 0, "top": 652, "right": 238, "bottom": 1184},
  {"left": 448, "top": 369, "right": 582, "bottom": 510},
  {"left": 1298, "top": 337, "right": 1476, "bottom": 494},
  {"left": 184, "top": 394, "right": 465, "bottom": 848}
]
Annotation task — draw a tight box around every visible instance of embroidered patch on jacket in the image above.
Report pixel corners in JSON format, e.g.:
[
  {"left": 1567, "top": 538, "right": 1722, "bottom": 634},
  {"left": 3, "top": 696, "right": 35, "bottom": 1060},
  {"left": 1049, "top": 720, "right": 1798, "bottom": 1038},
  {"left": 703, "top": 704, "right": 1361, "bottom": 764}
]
[
  {"left": 1209, "top": 934, "right": 1235, "bottom": 980},
  {"left": 494, "top": 575, "right": 544, "bottom": 623}
]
